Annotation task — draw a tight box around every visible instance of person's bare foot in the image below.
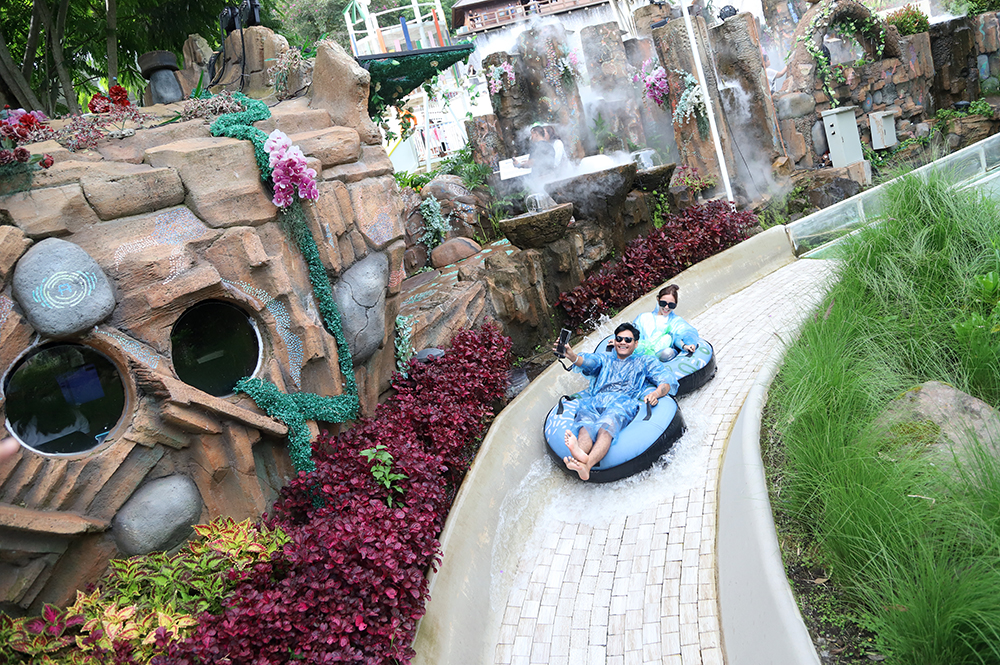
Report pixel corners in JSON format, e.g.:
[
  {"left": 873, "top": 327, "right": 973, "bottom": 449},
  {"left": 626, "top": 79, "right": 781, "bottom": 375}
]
[
  {"left": 563, "top": 456, "right": 591, "bottom": 481},
  {"left": 564, "top": 430, "right": 588, "bottom": 463}
]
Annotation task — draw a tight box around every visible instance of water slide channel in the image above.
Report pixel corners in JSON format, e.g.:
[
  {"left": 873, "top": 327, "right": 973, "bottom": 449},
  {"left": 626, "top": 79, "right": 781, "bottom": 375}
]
[{"left": 412, "top": 133, "right": 1000, "bottom": 665}]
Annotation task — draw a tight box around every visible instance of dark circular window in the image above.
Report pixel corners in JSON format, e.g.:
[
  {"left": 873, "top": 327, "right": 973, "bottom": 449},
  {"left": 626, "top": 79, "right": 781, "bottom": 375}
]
[
  {"left": 170, "top": 300, "right": 260, "bottom": 397},
  {"left": 4, "top": 344, "right": 127, "bottom": 455}
]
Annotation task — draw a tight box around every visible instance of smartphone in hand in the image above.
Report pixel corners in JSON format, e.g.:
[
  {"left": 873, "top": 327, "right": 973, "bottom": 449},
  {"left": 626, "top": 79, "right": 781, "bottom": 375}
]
[{"left": 555, "top": 328, "right": 571, "bottom": 358}]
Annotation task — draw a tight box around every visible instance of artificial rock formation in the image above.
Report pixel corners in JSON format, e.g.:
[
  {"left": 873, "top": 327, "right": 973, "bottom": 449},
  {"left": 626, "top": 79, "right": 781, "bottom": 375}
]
[
  {"left": 652, "top": 15, "right": 736, "bottom": 188},
  {"left": 0, "top": 35, "right": 405, "bottom": 612}
]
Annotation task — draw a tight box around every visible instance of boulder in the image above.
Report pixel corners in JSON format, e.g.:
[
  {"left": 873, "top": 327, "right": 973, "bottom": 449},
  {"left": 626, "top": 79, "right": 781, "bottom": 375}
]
[
  {"left": 332, "top": 252, "right": 389, "bottom": 364},
  {"left": 302, "top": 179, "right": 354, "bottom": 275},
  {"left": 405, "top": 245, "right": 428, "bottom": 273},
  {"left": 12, "top": 238, "right": 116, "bottom": 338},
  {"left": 96, "top": 119, "right": 213, "bottom": 164},
  {"left": 322, "top": 145, "right": 394, "bottom": 183},
  {"left": 633, "top": 162, "right": 676, "bottom": 192},
  {"left": 1, "top": 183, "right": 101, "bottom": 238},
  {"left": 254, "top": 98, "right": 332, "bottom": 135},
  {"left": 288, "top": 127, "right": 361, "bottom": 168},
  {"left": 775, "top": 92, "right": 816, "bottom": 119},
  {"left": 431, "top": 237, "right": 481, "bottom": 268},
  {"left": 112, "top": 475, "right": 203, "bottom": 556},
  {"left": 0, "top": 225, "right": 31, "bottom": 282},
  {"left": 806, "top": 177, "right": 861, "bottom": 209},
  {"left": 401, "top": 186, "right": 425, "bottom": 246},
  {"left": 874, "top": 381, "right": 1000, "bottom": 473},
  {"left": 309, "top": 40, "right": 380, "bottom": 145},
  {"left": 812, "top": 120, "right": 828, "bottom": 156},
  {"left": 175, "top": 34, "right": 214, "bottom": 98},
  {"left": 545, "top": 162, "right": 636, "bottom": 222},
  {"left": 347, "top": 175, "right": 405, "bottom": 250},
  {"left": 219, "top": 26, "right": 289, "bottom": 95},
  {"left": 499, "top": 202, "right": 574, "bottom": 249}
]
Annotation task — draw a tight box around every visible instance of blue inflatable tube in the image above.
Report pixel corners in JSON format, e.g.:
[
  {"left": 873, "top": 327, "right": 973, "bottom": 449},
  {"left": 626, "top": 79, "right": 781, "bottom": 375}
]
[
  {"left": 543, "top": 393, "right": 685, "bottom": 483},
  {"left": 542, "top": 334, "right": 715, "bottom": 482}
]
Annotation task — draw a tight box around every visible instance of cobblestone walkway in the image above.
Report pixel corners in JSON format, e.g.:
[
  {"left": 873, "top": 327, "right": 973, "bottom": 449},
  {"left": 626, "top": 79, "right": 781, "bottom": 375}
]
[{"left": 492, "top": 258, "right": 835, "bottom": 665}]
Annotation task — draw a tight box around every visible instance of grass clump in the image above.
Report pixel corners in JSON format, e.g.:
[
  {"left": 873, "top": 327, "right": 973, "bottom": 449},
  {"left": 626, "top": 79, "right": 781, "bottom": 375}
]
[{"left": 768, "top": 171, "right": 1000, "bottom": 663}]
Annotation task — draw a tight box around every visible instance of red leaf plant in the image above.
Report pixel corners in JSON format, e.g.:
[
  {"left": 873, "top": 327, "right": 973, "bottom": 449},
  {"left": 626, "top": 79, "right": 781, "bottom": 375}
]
[
  {"left": 556, "top": 200, "right": 757, "bottom": 328},
  {"left": 152, "top": 323, "right": 512, "bottom": 665}
]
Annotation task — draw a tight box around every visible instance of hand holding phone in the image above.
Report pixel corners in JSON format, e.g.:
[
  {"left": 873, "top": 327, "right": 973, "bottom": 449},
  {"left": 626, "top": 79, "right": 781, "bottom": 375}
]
[{"left": 555, "top": 328, "right": 571, "bottom": 358}]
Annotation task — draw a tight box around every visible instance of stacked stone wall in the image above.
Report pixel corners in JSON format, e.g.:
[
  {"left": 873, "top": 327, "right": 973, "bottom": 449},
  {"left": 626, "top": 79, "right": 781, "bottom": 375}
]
[{"left": 778, "top": 3, "right": 1000, "bottom": 166}]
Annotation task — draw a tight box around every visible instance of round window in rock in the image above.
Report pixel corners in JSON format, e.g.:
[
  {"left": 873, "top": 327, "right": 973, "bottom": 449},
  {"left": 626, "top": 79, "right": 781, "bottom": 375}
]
[
  {"left": 3, "top": 344, "right": 127, "bottom": 455},
  {"left": 170, "top": 300, "right": 261, "bottom": 397}
]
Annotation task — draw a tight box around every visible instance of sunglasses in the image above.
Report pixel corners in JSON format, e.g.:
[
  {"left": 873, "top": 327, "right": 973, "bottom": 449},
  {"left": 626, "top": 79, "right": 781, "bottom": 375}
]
[
  {"left": 658, "top": 300, "right": 677, "bottom": 309},
  {"left": 614, "top": 335, "right": 635, "bottom": 343}
]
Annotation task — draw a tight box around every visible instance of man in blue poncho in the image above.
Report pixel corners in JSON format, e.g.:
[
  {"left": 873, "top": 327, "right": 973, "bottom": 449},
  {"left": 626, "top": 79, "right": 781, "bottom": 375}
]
[{"left": 555, "top": 322, "right": 678, "bottom": 481}]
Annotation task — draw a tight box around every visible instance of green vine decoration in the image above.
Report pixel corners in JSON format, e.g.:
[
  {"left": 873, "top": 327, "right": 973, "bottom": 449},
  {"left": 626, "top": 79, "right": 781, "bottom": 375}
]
[
  {"left": 209, "top": 96, "right": 361, "bottom": 472},
  {"left": 832, "top": 15, "right": 885, "bottom": 66},
  {"left": 395, "top": 314, "right": 416, "bottom": 378},
  {"left": 793, "top": 3, "right": 888, "bottom": 108},
  {"left": 209, "top": 93, "right": 272, "bottom": 178}
]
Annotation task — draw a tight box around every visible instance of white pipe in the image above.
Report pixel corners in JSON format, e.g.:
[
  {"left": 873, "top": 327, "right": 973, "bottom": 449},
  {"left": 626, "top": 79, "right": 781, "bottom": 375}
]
[
  {"left": 680, "top": 3, "right": 734, "bottom": 202},
  {"left": 424, "top": 91, "right": 432, "bottom": 169},
  {"left": 412, "top": 0, "right": 430, "bottom": 47}
]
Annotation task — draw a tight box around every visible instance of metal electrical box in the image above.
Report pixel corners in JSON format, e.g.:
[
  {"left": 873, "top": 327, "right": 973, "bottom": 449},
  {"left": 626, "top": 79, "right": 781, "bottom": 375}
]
[
  {"left": 869, "top": 110, "right": 898, "bottom": 149},
  {"left": 821, "top": 106, "right": 864, "bottom": 168}
]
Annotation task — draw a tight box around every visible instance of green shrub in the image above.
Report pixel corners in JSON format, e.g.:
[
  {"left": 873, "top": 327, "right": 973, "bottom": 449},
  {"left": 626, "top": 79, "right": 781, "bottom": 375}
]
[
  {"left": 769, "top": 173, "right": 1000, "bottom": 662},
  {"left": 885, "top": 4, "right": 930, "bottom": 35}
]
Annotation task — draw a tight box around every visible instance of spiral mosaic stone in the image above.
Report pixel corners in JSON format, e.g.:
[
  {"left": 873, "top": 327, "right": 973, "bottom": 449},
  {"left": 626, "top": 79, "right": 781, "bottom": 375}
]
[{"left": 12, "top": 238, "right": 116, "bottom": 338}]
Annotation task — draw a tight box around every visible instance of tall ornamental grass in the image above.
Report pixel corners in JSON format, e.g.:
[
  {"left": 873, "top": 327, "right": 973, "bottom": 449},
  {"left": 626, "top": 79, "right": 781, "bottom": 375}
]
[{"left": 769, "top": 172, "right": 1000, "bottom": 663}]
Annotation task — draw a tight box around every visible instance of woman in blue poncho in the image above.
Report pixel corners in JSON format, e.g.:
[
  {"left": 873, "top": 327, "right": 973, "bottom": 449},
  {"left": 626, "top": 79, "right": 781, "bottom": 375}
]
[{"left": 633, "top": 284, "right": 699, "bottom": 362}]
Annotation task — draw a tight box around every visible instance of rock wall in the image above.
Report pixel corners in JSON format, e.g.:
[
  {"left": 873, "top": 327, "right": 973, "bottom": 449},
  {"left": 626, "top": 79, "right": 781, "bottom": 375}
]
[
  {"left": 776, "top": 1, "right": 990, "bottom": 165},
  {"left": 710, "top": 14, "right": 784, "bottom": 169},
  {"left": 0, "top": 38, "right": 404, "bottom": 612},
  {"left": 652, "top": 15, "right": 737, "bottom": 186},
  {"left": 929, "top": 13, "right": 1000, "bottom": 107}
]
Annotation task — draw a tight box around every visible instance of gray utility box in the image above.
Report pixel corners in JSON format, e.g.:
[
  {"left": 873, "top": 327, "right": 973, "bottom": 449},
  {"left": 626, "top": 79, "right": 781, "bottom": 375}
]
[
  {"left": 869, "top": 110, "right": 898, "bottom": 149},
  {"left": 821, "top": 106, "right": 864, "bottom": 168}
]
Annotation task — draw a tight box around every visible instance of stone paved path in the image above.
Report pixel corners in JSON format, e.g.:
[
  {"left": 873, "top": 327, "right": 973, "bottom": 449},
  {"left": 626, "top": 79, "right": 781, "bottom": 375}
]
[{"left": 491, "top": 258, "right": 835, "bottom": 665}]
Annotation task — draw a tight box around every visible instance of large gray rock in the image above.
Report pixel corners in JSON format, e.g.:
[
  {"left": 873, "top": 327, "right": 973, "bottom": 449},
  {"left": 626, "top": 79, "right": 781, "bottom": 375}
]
[
  {"left": 874, "top": 381, "right": 1000, "bottom": 472},
  {"left": 12, "top": 238, "right": 116, "bottom": 338},
  {"left": 333, "top": 252, "right": 388, "bottom": 365},
  {"left": 812, "top": 120, "right": 828, "bottom": 156},
  {"left": 775, "top": 93, "right": 816, "bottom": 120},
  {"left": 112, "top": 475, "right": 203, "bottom": 556},
  {"left": 806, "top": 177, "right": 860, "bottom": 209}
]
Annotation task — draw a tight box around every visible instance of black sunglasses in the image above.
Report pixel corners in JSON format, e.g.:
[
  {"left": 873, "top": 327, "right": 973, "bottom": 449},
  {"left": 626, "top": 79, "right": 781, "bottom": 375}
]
[
  {"left": 658, "top": 300, "right": 677, "bottom": 309},
  {"left": 614, "top": 335, "right": 635, "bottom": 343}
]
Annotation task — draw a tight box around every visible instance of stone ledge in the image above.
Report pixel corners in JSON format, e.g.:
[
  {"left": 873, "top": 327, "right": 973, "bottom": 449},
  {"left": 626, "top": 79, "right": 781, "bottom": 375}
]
[
  {"left": 0, "top": 505, "right": 110, "bottom": 535},
  {"left": 81, "top": 168, "right": 185, "bottom": 220},
  {"left": 290, "top": 127, "right": 362, "bottom": 168},
  {"left": 135, "top": 369, "right": 288, "bottom": 439}
]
